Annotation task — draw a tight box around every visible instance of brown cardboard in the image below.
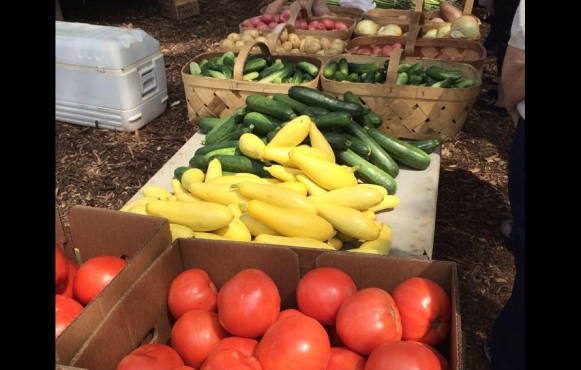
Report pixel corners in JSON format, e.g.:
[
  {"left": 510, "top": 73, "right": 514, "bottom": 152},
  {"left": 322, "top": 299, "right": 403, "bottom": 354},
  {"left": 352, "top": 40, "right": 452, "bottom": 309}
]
[
  {"left": 55, "top": 206, "right": 172, "bottom": 367},
  {"left": 68, "top": 238, "right": 463, "bottom": 370},
  {"left": 158, "top": 0, "right": 200, "bottom": 20}
]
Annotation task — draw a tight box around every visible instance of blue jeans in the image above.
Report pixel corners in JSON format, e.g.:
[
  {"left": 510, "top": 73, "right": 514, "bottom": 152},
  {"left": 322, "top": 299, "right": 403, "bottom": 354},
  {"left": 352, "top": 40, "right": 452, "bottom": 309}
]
[{"left": 490, "top": 117, "right": 525, "bottom": 370}]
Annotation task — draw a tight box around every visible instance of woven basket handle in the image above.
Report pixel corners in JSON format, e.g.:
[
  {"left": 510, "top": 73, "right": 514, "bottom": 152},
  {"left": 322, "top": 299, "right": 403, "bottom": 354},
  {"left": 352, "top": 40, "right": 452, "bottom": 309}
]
[
  {"left": 233, "top": 40, "right": 271, "bottom": 81},
  {"left": 385, "top": 47, "right": 405, "bottom": 86},
  {"left": 288, "top": 0, "right": 312, "bottom": 26},
  {"left": 404, "top": 11, "right": 424, "bottom": 57},
  {"left": 462, "top": 0, "right": 474, "bottom": 14},
  {"left": 268, "top": 23, "right": 296, "bottom": 52}
]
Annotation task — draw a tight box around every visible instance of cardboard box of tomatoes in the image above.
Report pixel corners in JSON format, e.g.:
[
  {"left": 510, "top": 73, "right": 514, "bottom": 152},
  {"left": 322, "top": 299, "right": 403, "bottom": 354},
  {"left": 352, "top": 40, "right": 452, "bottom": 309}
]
[
  {"left": 55, "top": 205, "right": 172, "bottom": 367},
  {"left": 62, "top": 237, "right": 464, "bottom": 370}
]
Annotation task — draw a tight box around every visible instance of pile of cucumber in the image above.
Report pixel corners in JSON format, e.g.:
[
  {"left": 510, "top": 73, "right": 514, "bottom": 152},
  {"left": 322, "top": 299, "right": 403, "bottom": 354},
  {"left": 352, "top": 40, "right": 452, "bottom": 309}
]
[
  {"left": 189, "top": 51, "right": 320, "bottom": 84},
  {"left": 324, "top": 57, "right": 475, "bottom": 88},
  {"left": 183, "top": 86, "right": 442, "bottom": 195}
]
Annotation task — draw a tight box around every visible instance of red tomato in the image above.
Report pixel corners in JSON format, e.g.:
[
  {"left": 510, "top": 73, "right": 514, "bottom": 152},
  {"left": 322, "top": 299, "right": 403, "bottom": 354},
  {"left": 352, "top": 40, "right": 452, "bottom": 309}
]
[
  {"left": 326, "top": 325, "right": 346, "bottom": 347},
  {"left": 277, "top": 308, "right": 304, "bottom": 321},
  {"left": 200, "top": 348, "right": 262, "bottom": 370},
  {"left": 55, "top": 243, "right": 69, "bottom": 287},
  {"left": 167, "top": 268, "right": 218, "bottom": 319},
  {"left": 55, "top": 294, "right": 84, "bottom": 338},
  {"left": 326, "top": 346, "right": 367, "bottom": 370},
  {"left": 207, "top": 336, "right": 259, "bottom": 358},
  {"left": 296, "top": 267, "right": 357, "bottom": 326},
  {"left": 217, "top": 269, "right": 280, "bottom": 338},
  {"left": 335, "top": 287, "right": 402, "bottom": 355},
  {"left": 73, "top": 255, "right": 127, "bottom": 306},
  {"left": 56, "top": 259, "right": 79, "bottom": 298},
  {"left": 255, "top": 314, "right": 331, "bottom": 370},
  {"left": 116, "top": 343, "right": 184, "bottom": 370},
  {"left": 170, "top": 309, "right": 229, "bottom": 368},
  {"left": 169, "top": 367, "right": 195, "bottom": 370},
  {"left": 365, "top": 340, "right": 450, "bottom": 370},
  {"left": 391, "top": 277, "right": 451, "bottom": 346}
]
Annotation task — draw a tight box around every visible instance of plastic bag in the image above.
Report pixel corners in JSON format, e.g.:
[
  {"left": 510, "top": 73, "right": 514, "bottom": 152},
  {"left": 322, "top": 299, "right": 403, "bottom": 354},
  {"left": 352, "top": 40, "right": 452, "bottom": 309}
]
[{"left": 339, "top": 0, "right": 376, "bottom": 11}]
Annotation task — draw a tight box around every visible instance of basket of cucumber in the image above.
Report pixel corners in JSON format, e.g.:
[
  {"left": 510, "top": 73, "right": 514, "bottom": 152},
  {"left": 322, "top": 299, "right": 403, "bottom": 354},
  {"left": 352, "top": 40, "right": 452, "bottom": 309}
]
[
  {"left": 319, "top": 47, "right": 481, "bottom": 140},
  {"left": 181, "top": 40, "right": 322, "bottom": 123}
]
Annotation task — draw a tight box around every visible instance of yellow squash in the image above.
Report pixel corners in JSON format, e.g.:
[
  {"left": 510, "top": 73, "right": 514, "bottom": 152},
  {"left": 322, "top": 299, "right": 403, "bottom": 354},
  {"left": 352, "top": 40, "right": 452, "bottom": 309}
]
[
  {"left": 289, "top": 148, "right": 358, "bottom": 190},
  {"left": 180, "top": 168, "right": 205, "bottom": 189},
  {"left": 146, "top": 199, "right": 234, "bottom": 231},
  {"left": 143, "top": 185, "right": 173, "bottom": 200},
  {"left": 263, "top": 164, "right": 303, "bottom": 182},
  {"left": 247, "top": 199, "right": 335, "bottom": 241},
  {"left": 235, "top": 181, "right": 318, "bottom": 214},
  {"left": 189, "top": 182, "right": 249, "bottom": 206},
  {"left": 204, "top": 158, "right": 222, "bottom": 182},
  {"left": 238, "top": 132, "right": 266, "bottom": 160},
  {"left": 313, "top": 201, "right": 381, "bottom": 241},
  {"left": 169, "top": 223, "right": 195, "bottom": 241},
  {"left": 296, "top": 174, "right": 328, "bottom": 196},
  {"left": 308, "top": 122, "right": 335, "bottom": 162},
  {"left": 348, "top": 224, "right": 392, "bottom": 254},
  {"left": 119, "top": 196, "right": 158, "bottom": 212},
  {"left": 214, "top": 204, "right": 252, "bottom": 242},
  {"left": 276, "top": 181, "right": 308, "bottom": 196},
  {"left": 206, "top": 175, "right": 281, "bottom": 185},
  {"left": 171, "top": 178, "right": 188, "bottom": 194},
  {"left": 239, "top": 212, "right": 281, "bottom": 237},
  {"left": 367, "top": 195, "right": 400, "bottom": 213},
  {"left": 254, "top": 234, "right": 336, "bottom": 250},
  {"left": 308, "top": 184, "right": 384, "bottom": 210},
  {"left": 266, "top": 115, "right": 312, "bottom": 148}
]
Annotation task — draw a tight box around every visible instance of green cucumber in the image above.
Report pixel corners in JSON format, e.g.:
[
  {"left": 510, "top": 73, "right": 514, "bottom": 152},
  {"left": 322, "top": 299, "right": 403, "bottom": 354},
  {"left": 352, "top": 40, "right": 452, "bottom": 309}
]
[
  {"left": 338, "top": 58, "right": 349, "bottom": 76},
  {"left": 258, "top": 59, "right": 285, "bottom": 79},
  {"left": 202, "top": 108, "right": 245, "bottom": 146},
  {"left": 197, "top": 117, "right": 224, "bottom": 133},
  {"left": 342, "top": 122, "right": 399, "bottom": 178},
  {"left": 242, "top": 111, "right": 285, "bottom": 137},
  {"left": 342, "top": 133, "right": 372, "bottom": 160},
  {"left": 402, "top": 138, "right": 442, "bottom": 154},
  {"left": 245, "top": 94, "right": 297, "bottom": 121},
  {"left": 173, "top": 166, "right": 190, "bottom": 180},
  {"left": 365, "top": 128, "right": 431, "bottom": 170},
  {"left": 194, "top": 140, "right": 240, "bottom": 156},
  {"left": 221, "top": 124, "right": 254, "bottom": 142},
  {"left": 288, "top": 86, "right": 370, "bottom": 116},
  {"left": 189, "top": 155, "right": 209, "bottom": 170},
  {"left": 311, "top": 111, "right": 353, "bottom": 129},
  {"left": 430, "top": 77, "right": 456, "bottom": 88},
  {"left": 425, "top": 66, "right": 463, "bottom": 81},
  {"left": 323, "top": 61, "right": 339, "bottom": 79},
  {"left": 272, "top": 93, "right": 315, "bottom": 117},
  {"left": 342, "top": 91, "right": 375, "bottom": 129},
  {"left": 309, "top": 106, "right": 331, "bottom": 115},
  {"left": 336, "top": 149, "right": 397, "bottom": 195},
  {"left": 296, "top": 60, "right": 319, "bottom": 77},
  {"left": 347, "top": 61, "right": 379, "bottom": 75},
  {"left": 206, "top": 154, "right": 273, "bottom": 178},
  {"left": 259, "top": 61, "right": 294, "bottom": 83},
  {"left": 243, "top": 58, "right": 268, "bottom": 74}
]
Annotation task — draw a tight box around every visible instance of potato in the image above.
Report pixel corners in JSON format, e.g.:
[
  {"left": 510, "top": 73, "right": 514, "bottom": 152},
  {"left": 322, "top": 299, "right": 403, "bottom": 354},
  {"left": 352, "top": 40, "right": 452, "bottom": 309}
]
[
  {"left": 299, "top": 39, "right": 307, "bottom": 53},
  {"left": 241, "top": 34, "right": 255, "bottom": 43},
  {"left": 319, "top": 37, "right": 331, "bottom": 51},
  {"left": 288, "top": 33, "right": 301, "bottom": 49},
  {"left": 282, "top": 40, "right": 293, "bottom": 52},
  {"left": 235, "top": 40, "right": 246, "bottom": 48},
  {"left": 304, "top": 39, "right": 322, "bottom": 54},
  {"left": 243, "top": 29, "right": 260, "bottom": 38},
  {"left": 279, "top": 28, "right": 289, "bottom": 43},
  {"left": 227, "top": 33, "right": 242, "bottom": 42},
  {"left": 221, "top": 39, "right": 235, "bottom": 48}
]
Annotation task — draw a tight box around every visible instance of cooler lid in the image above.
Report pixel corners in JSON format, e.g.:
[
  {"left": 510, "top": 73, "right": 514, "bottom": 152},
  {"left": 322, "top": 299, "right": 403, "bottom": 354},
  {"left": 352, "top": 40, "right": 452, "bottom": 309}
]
[{"left": 55, "top": 21, "right": 161, "bottom": 70}]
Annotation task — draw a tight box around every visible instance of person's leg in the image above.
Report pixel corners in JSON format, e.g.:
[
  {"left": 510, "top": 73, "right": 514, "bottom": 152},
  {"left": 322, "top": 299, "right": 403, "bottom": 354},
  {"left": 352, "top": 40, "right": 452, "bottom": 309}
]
[
  {"left": 488, "top": 118, "right": 525, "bottom": 370},
  {"left": 493, "top": 0, "right": 520, "bottom": 108}
]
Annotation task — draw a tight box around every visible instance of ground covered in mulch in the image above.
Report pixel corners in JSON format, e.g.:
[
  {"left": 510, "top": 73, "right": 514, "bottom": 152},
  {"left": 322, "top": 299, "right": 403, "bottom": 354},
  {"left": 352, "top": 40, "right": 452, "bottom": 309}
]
[{"left": 56, "top": 1, "right": 515, "bottom": 368}]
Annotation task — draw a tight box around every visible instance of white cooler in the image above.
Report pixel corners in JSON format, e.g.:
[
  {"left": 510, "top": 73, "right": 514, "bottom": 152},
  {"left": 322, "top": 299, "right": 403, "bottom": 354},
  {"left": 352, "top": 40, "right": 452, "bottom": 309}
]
[{"left": 55, "top": 21, "right": 169, "bottom": 132}]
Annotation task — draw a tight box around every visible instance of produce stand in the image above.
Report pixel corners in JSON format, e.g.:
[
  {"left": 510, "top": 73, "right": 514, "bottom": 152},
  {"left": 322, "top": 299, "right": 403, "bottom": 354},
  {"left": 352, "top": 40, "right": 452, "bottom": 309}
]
[{"left": 125, "top": 132, "right": 441, "bottom": 259}]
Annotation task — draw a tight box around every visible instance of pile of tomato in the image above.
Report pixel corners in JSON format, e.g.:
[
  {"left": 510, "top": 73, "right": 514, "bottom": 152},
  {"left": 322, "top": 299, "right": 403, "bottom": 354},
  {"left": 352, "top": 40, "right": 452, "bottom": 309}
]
[
  {"left": 116, "top": 266, "right": 452, "bottom": 370},
  {"left": 55, "top": 243, "right": 128, "bottom": 338}
]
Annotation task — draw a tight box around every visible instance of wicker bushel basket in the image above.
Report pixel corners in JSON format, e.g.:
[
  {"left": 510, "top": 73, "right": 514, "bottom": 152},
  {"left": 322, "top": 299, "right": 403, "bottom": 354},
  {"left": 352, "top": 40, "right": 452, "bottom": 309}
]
[
  {"left": 260, "top": 0, "right": 364, "bottom": 20},
  {"left": 181, "top": 40, "right": 321, "bottom": 122},
  {"left": 364, "top": 0, "right": 475, "bottom": 25},
  {"left": 320, "top": 48, "right": 481, "bottom": 140}
]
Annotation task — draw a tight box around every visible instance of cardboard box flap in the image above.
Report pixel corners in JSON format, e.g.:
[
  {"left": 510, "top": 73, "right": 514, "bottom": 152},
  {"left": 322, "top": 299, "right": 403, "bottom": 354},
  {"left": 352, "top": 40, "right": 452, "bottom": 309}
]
[
  {"left": 67, "top": 205, "right": 169, "bottom": 262},
  {"left": 56, "top": 206, "right": 172, "bottom": 366}
]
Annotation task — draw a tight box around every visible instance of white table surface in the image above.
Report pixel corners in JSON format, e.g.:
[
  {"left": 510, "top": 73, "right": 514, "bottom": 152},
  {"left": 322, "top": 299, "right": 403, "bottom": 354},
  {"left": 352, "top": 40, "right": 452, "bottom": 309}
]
[{"left": 126, "top": 132, "right": 440, "bottom": 259}]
